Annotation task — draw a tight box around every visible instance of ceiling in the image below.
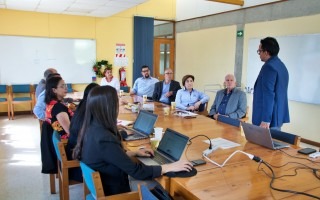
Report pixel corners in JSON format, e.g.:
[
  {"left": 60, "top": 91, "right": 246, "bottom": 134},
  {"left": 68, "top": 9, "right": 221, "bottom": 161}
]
[
  {"left": 0, "top": 0, "right": 148, "bottom": 18},
  {"left": 0, "top": 0, "right": 282, "bottom": 20}
]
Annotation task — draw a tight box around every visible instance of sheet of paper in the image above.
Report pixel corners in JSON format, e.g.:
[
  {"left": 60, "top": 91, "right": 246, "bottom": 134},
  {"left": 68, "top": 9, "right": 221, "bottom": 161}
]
[
  {"left": 117, "top": 120, "right": 133, "bottom": 126},
  {"left": 174, "top": 110, "right": 198, "bottom": 117},
  {"left": 203, "top": 137, "right": 240, "bottom": 149}
]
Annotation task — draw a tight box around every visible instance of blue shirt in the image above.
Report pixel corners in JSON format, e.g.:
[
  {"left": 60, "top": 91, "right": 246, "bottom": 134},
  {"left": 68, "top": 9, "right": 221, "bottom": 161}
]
[
  {"left": 33, "top": 90, "right": 46, "bottom": 120},
  {"left": 175, "top": 88, "right": 209, "bottom": 110},
  {"left": 132, "top": 77, "right": 159, "bottom": 97},
  {"left": 159, "top": 82, "right": 170, "bottom": 103},
  {"left": 217, "top": 89, "right": 233, "bottom": 115}
]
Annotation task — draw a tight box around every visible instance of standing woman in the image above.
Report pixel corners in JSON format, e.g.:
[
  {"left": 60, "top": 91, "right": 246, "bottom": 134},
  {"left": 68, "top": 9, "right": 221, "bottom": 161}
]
[
  {"left": 175, "top": 74, "right": 209, "bottom": 111},
  {"left": 73, "top": 86, "right": 192, "bottom": 196},
  {"left": 45, "top": 76, "right": 73, "bottom": 139},
  {"left": 100, "top": 67, "right": 120, "bottom": 92}
]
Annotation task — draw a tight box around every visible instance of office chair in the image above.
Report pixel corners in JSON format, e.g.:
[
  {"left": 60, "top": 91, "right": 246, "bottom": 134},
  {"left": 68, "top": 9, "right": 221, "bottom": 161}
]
[
  {"left": 80, "top": 161, "right": 139, "bottom": 200},
  {"left": 217, "top": 115, "right": 241, "bottom": 127},
  {"left": 0, "top": 85, "right": 11, "bottom": 119}
]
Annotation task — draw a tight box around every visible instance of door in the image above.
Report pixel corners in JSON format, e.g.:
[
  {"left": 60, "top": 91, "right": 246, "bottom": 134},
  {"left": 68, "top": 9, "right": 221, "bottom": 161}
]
[{"left": 153, "top": 38, "right": 175, "bottom": 80}]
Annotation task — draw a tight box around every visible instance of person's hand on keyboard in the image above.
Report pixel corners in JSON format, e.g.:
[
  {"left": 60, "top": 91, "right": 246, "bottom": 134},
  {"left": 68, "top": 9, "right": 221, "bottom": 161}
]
[
  {"left": 161, "top": 160, "right": 193, "bottom": 175},
  {"left": 135, "top": 148, "right": 154, "bottom": 157}
]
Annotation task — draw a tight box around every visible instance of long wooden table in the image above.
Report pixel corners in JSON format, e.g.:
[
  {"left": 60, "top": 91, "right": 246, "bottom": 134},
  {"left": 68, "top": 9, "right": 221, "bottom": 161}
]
[{"left": 119, "top": 96, "right": 320, "bottom": 199}]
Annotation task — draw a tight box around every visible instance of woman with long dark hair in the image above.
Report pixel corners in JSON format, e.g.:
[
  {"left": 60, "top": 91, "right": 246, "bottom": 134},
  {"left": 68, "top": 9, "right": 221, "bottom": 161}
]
[
  {"left": 66, "top": 82, "right": 99, "bottom": 159},
  {"left": 73, "top": 86, "right": 192, "bottom": 196}
]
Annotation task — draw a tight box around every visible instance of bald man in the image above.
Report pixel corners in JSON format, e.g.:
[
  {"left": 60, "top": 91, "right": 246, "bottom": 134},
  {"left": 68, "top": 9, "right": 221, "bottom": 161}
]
[
  {"left": 209, "top": 74, "right": 247, "bottom": 120},
  {"left": 35, "top": 68, "right": 57, "bottom": 98}
]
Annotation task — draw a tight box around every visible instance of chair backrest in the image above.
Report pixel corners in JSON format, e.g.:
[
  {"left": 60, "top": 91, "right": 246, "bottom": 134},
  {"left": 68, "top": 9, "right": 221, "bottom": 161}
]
[
  {"left": 52, "top": 131, "right": 63, "bottom": 161},
  {"left": 0, "top": 85, "right": 8, "bottom": 93},
  {"left": 217, "top": 115, "right": 240, "bottom": 127},
  {"left": 80, "top": 161, "right": 104, "bottom": 199},
  {"left": 138, "top": 184, "right": 158, "bottom": 200},
  {"left": 66, "top": 83, "right": 73, "bottom": 93},
  {"left": 270, "top": 129, "right": 301, "bottom": 146},
  {"left": 11, "top": 84, "right": 31, "bottom": 93},
  {"left": 120, "top": 86, "right": 130, "bottom": 93}
]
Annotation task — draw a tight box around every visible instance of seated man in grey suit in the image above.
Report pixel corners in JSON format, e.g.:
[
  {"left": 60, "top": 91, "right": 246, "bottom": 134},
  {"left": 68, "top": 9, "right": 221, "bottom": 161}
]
[
  {"left": 209, "top": 74, "right": 247, "bottom": 119},
  {"left": 152, "top": 68, "right": 181, "bottom": 104}
]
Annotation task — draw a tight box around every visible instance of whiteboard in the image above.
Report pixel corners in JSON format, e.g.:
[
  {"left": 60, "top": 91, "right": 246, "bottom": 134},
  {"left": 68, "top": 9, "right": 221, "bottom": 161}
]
[
  {"left": 0, "top": 36, "right": 96, "bottom": 84},
  {"left": 247, "top": 34, "right": 320, "bottom": 105}
]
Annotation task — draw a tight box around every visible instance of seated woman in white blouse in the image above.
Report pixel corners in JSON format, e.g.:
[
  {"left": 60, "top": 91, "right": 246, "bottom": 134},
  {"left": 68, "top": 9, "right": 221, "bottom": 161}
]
[
  {"left": 100, "top": 67, "right": 120, "bottom": 92},
  {"left": 175, "top": 74, "right": 209, "bottom": 111}
]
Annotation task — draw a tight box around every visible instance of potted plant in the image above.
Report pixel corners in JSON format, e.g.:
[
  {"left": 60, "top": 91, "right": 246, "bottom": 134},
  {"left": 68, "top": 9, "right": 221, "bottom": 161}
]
[{"left": 92, "top": 60, "right": 112, "bottom": 78}]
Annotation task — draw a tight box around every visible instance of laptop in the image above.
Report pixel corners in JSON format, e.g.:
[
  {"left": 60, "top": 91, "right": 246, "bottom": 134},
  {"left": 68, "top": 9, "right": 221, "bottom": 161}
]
[
  {"left": 124, "top": 110, "right": 158, "bottom": 141},
  {"left": 241, "top": 122, "right": 289, "bottom": 149},
  {"left": 138, "top": 128, "right": 189, "bottom": 166}
]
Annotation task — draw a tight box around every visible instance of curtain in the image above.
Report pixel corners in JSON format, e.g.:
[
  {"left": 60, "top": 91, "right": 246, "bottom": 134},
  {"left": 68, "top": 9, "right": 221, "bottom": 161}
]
[{"left": 133, "top": 16, "right": 154, "bottom": 84}]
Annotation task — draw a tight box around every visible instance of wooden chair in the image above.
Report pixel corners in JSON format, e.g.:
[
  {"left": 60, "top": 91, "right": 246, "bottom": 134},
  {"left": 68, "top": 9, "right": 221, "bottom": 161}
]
[
  {"left": 0, "top": 85, "right": 11, "bottom": 119},
  {"left": 80, "top": 161, "right": 140, "bottom": 200},
  {"left": 270, "top": 129, "right": 301, "bottom": 146},
  {"left": 9, "top": 84, "right": 35, "bottom": 119},
  {"left": 52, "top": 131, "right": 83, "bottom": 200},
  {"left": 217, "top": 115, "right": 240, "bottom": 127}
]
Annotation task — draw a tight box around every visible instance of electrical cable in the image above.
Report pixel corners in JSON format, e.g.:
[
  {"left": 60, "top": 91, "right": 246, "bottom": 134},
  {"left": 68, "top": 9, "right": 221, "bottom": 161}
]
[
  {"left": 259, "top": 160, "right": 320, "bottom": 199},
  {"left": 279, "top": 149, "right": 320, "bottom": 164},
  {"left": 203, "top": 150, "right": 260, "bottom": 167},
  {"left": 203, "top": 149, "right": 320, "bottom": 199},
  {"left": 188, "top": 134, "right": 212, "bottom": 149}
]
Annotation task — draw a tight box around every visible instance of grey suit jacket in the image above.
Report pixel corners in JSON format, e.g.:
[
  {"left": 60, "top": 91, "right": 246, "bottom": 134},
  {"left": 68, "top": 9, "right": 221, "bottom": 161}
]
[{"left": 209, "top": 88, "right": 247, "bottom": 119}]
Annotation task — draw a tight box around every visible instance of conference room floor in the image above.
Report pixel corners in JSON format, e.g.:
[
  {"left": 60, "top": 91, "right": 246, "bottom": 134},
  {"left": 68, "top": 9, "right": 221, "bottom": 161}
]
[
  {"left": 0, "top": 114, "right": 317, "bottom": 200},
  {"left": 0, "top": 115, "right": 83, "bottom": 200}
]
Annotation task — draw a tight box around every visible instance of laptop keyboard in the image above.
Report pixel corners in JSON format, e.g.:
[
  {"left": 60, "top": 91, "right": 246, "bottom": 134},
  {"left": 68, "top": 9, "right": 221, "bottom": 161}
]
[{"left": 153, "top": 151, "right": 171, "bottom": 164}]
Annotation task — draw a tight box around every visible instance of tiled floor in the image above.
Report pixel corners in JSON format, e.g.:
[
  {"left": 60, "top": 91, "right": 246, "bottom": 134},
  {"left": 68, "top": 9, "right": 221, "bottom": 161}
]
[{"left": 0, "top": 115, "right": 83, "bottom": 200}]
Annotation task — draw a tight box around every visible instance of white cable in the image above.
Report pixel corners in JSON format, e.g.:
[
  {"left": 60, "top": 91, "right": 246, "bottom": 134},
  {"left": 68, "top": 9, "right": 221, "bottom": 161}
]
[{"left": 203, "top": 150, "right": 254, "bottom": 168}]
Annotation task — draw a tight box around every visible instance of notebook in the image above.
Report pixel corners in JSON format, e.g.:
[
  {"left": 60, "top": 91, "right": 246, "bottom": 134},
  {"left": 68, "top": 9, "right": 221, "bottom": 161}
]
[
  {"left": 138, "top": 128, "right": 189, "bottom": 165},
  {"left": 124, "top": 110, "right": 158, "bottom": 141},
  {"left": 241, "top": 122, "right": 289, "bottom": 150}
]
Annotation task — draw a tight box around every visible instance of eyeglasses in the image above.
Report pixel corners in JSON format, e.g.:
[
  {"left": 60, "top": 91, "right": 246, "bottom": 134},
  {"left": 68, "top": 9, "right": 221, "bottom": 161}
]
[
  {"left": 257, "top": 49, "right": 265, "bottom": 54},
  {"left": 165, "top": 72, "right": 173, "bottom": 75},
  {"left": 142, "top": 70, "right": 149, "bottom": 73},
  {"left": 58, "top": 84, "right": 68, "bottom": 89}
]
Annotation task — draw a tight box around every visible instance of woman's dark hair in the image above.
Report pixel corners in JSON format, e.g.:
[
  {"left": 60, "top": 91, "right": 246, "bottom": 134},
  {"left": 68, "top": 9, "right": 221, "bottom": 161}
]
[
  {"left": 45, "top": 76, "right": 62, "bottom": 104},
  {"left": 68, "top": 83, "right": 99, "bottom": 150},
  {"left": 182, "top": 74, "right": 195, "bottom": 86},
  {"left": 260, "top": 37, "right": 280, "bottom": 56},
  {"left": 73, "top": 85, "right": 119, "bottom": 160}
]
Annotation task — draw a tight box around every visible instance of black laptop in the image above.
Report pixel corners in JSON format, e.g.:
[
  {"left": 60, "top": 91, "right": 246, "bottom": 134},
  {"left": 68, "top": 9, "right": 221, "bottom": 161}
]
[
  {"left": 124, "top": 110, "right": 158, "bottom": 141},
  {"left": 138, "top": 128, "right": 189, "bottom": 165}
]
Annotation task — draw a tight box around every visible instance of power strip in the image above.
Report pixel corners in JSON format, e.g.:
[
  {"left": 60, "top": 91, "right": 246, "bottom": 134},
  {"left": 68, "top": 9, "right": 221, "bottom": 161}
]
[
  {"left": 309, "top": 152, "right": 320, "bottom": 159},
  {"left": 203, "top": 145, "right": 219, "bottom": 156}
]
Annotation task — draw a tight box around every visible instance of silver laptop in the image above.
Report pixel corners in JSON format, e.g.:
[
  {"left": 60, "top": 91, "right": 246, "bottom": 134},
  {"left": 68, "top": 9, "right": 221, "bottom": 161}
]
[
  {"left": 138, "top": 128, "right": 189, "bottom": 166},
  {"left": 241, "top": 122, "right": 289, "bottom": 149},
  {"left": 124, "top": 110, "right": 158, "bottom": 141}
]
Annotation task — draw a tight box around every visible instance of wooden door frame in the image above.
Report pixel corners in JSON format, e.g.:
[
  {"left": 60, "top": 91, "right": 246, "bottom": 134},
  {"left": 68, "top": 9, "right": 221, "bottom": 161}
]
[{"left": 153, "top": 38, "right": 175, "bottom": 81}]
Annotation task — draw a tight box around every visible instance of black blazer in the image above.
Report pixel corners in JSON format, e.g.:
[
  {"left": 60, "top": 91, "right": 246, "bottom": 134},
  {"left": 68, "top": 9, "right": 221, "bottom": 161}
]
[
  {"left": 152, "top": 80, "right": 181, "bottom": 103},
  {"left": 81, "top": 121, "right": 161, "bottom": 196}
]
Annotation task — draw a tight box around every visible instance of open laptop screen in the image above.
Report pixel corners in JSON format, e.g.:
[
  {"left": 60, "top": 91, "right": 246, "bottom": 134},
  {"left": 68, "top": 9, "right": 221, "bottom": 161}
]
[
  {"left": 157, "top": 128, "right": 189, "bottom": 161},
  {"left": 133, "top": 110, "right": 158, "bottom": 135}
]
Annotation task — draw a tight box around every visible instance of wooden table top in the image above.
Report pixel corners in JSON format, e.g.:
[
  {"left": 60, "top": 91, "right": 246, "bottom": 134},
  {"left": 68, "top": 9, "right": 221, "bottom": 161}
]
[{"left": 118, "top": 97, "right": 320, "bottom": 200}]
